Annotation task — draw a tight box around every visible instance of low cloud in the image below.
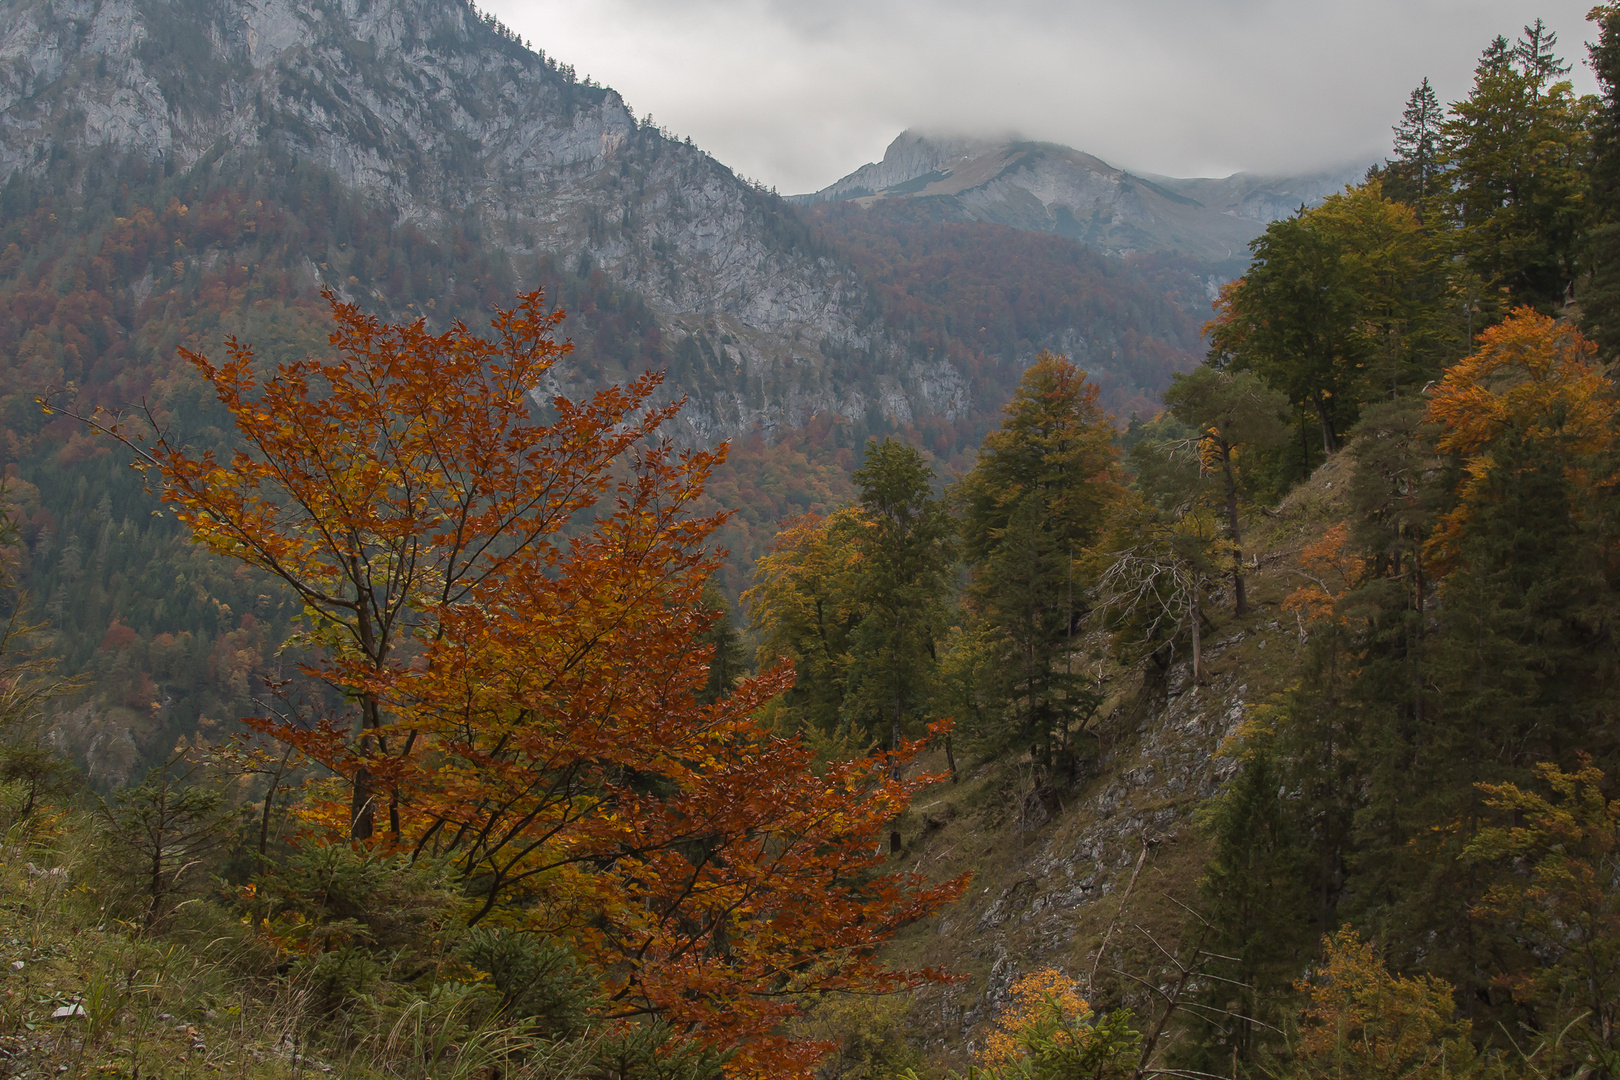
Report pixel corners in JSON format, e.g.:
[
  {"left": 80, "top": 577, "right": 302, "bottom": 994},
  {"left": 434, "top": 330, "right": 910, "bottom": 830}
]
[{"left": 488, "top": 0, "right": 1603, "bottom": 193}]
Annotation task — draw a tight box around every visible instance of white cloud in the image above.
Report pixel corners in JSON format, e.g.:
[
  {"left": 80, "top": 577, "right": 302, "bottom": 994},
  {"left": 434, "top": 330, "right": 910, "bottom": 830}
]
[{"left": 483, "top": 0, "right": 1604, "bottom": 193}]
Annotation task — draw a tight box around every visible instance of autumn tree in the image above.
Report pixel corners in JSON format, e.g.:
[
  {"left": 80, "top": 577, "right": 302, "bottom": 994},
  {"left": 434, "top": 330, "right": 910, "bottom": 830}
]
[
  {"left": 1288, "top": 929, "right": 1480, "bottom": 1080},
  {"left": 744, "top": 507, "right": 865, "bottom": 744},
  {"left": 975, "top": 969, "right": 1140, "bottom": 1080},
  {"left": 80, "top": 292, "right": 966, "bottom": 1078},
  {"left": 1463, "top": 759, "right": 1620, "bottom": 1076},
  {"left": 1352, "top": 309, "right": 1620, "bottom": 1008}
]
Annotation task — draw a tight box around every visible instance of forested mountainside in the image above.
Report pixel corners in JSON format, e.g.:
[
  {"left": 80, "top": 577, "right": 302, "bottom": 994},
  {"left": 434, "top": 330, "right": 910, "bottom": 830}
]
[
  {"left": 1, "top": 5, "right": 1620, "bottom": 1080},
  {"left": 0, "top": 0, "right": 1222, "bottom": 778},
  {"left": 797, "top": 130, "right": 1365, "bottom": 270}
]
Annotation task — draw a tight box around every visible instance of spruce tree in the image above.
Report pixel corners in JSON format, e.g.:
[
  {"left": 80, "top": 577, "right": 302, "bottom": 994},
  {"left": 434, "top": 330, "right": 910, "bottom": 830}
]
[
  {"left": 1184, "top": 748, "right": 1311, "bottom": 1071},
  {"left": 967, "top": 494, "right": 1097, "bottom": 769},
  {"left": 1443, "top": 27, "right": 1589, "bottom": 312},
  {"left": 1384, "top": 78, "right": 1446, "bottom": 209},
  {"left": 952, "top": 354, "right": 1122, "bottom": 767}
]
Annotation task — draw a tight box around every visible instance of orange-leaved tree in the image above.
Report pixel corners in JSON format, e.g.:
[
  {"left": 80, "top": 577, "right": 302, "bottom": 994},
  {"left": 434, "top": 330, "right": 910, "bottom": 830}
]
[
  {"left": 974, "top": 968, "right": 1140, "bottom": 1080},
  {"left": 68, "top": 291, "right": 966, "bottom": 1078},
  {"left": 1423, "top": 307, "right": 1616, "bottom": 572}
]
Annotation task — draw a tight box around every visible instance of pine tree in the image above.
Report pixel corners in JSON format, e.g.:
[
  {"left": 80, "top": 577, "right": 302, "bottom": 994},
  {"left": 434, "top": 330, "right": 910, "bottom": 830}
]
[
  {"left": 967, "top": 494, "right": 1097, "bottom": 769},
  {"left": 1185, "top": 747, "right": 1311, "bottom": 1070},
  {"left": 955, "top": 352, "right": 1122, "bottom": 565},
  {"left": 952, "top": 354, "right": 1121, "bottom": 766},
  {"left": 1442, "top": 27, "right": 1589, "bottom": 312}
]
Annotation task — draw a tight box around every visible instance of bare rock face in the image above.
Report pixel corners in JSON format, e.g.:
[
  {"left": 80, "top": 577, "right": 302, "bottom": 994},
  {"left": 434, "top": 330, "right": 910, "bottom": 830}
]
[
  {"left": 0, "top": 0, "right": 964, "bottom": 440},
  {"left": 797, "top": 130, "right": 1367, "bottom": 266}
]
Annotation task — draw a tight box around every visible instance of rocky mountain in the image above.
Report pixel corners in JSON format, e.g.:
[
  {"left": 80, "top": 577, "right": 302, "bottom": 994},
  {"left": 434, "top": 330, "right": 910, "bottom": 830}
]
[
  {"left": 0, "top": 0, "right": 970, "bottom": 442},
  {"left": 797, "top": 130, "right": 1367, "bottom": 270}
]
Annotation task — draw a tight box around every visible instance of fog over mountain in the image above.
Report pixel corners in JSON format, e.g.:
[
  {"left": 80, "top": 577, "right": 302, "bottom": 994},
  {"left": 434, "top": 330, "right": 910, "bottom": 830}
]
[
  {"left": 487, "top": 0, "right": 1601, "bottom": 194},
  {"left": 798, "top": 131, "right": 1367, "bottom": 268}
]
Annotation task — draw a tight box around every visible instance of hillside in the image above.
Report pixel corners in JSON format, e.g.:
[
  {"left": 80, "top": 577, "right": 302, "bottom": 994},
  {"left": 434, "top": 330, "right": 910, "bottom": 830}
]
[
  {"left": 880, "top": 454, "right": 1358, "bottom": 1071},
  {"left": 0, "top": 0, "right": 1229, "bottom": 782}
]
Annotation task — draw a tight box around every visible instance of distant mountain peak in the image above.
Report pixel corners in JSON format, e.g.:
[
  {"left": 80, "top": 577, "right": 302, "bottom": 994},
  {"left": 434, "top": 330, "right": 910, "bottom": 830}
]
[{"left": 796, "top": 130, "right": 1368, "bottom": 266}]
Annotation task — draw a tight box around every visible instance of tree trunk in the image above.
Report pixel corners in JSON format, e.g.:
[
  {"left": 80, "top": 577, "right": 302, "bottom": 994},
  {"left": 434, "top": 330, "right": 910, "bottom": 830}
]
[
  {"left": 1314, "top": 393, "right": 1338, "bottom": 454},
  {"left": 259, "top": 742, "right": 296, "bottom": 856},
  {"left": 1190, "top": 588, "right": 1205, "bottom": 686},
  {"left": 350, "top": 748, "right": 375, "bottom": 841},
  {"left": 1222, "top": 447, "right": 1248, "bottom": 616}
]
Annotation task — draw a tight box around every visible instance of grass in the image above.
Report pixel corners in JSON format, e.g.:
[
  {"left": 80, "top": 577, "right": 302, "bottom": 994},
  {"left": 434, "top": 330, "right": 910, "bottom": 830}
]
[{"left": 0, "top": 808, "right": 589, "bottom": 1080}]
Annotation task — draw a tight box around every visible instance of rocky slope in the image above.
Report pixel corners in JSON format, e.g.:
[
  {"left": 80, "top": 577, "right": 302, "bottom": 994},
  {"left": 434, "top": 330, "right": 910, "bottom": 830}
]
[
  {"left": 797, "top": 130, "right": 1367, "bottom": 269},
  {"left": 0, "top": 0, "right": 969, "bottom": 440},
  {"left": 876, "top": 455, "right": 1355, "bottom": 1071}
]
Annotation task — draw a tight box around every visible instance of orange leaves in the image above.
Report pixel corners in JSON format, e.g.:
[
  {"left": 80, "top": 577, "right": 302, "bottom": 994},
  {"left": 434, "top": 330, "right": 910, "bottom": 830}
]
[
  {"left": 1283, "top": 523, "right": 1367, "bottom": 626},
  {"left": 146, "top": 292, "right": 964, "bottom": 1079},
  {"left": 979, "top": 969, "right": 1092, "bottom": 1068},
  {"left": 1424, "top": 308, "right": 1616, "bottom": 569}
]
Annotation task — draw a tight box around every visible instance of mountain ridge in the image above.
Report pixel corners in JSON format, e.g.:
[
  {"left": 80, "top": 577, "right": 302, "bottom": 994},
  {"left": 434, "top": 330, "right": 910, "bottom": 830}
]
[
  {"left": 1, "top": 0, "right": 973, "bottom": 441},
  {"left": 796, "top": 130, "right": 1368, "bottom": 267}
]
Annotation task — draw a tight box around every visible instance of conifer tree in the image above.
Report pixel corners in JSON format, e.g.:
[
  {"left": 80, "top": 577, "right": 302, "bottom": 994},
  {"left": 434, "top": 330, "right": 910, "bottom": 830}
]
[
  {"left": 952, "top": 354, "right": 1121, "bottom": 765},
  {"left": 843, "top": 438, "right": 954, "bottom": 763},
  {"left": 1186, "top": 746, "right": 1311, "bottom": 1070},
  {"left": 1581, "top": 3, "right": 1620, "bottom": 359},
  {"left": 1442, "top": 26, "right": 1589, "bottom": 312},
  {"left": 1383, "top": 78, "right": 1446, "bottom": 209}
]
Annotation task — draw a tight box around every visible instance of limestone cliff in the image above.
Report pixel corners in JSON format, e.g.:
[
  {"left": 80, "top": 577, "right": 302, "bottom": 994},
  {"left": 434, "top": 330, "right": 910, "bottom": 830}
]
[{"left": 0, "top": 0, "right": 966, "bottom": 440}]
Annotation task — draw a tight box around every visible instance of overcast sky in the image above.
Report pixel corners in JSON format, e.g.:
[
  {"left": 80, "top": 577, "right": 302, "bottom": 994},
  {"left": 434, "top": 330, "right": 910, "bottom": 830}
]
[{"left": 482, "top": 0, "right": 1604, "bottom": 195}]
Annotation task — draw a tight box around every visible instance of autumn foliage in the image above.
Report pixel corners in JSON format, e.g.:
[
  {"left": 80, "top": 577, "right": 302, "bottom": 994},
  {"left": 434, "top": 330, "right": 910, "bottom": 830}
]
[
  {"left": 975, "top": 968, "right": 1140, "bottom": 1080},
  {"left": 114, "top": 292, "right": 964, "bottom": 1077},
  {"left": 1424, "top": 307, "right": 1616, "bottom": 570},
  {"left": 1292, "top": 929, "right": 1477, "bottom": 1080}
]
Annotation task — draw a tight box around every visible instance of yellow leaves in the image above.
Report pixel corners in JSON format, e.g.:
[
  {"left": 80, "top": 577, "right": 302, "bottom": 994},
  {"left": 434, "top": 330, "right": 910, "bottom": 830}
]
[
  {"left": 979, "top": 968, "right": 1092, "bottom": 1069},
  {"left": 1294, "top": 928, "right": 1474, "bottom": 1080}
]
